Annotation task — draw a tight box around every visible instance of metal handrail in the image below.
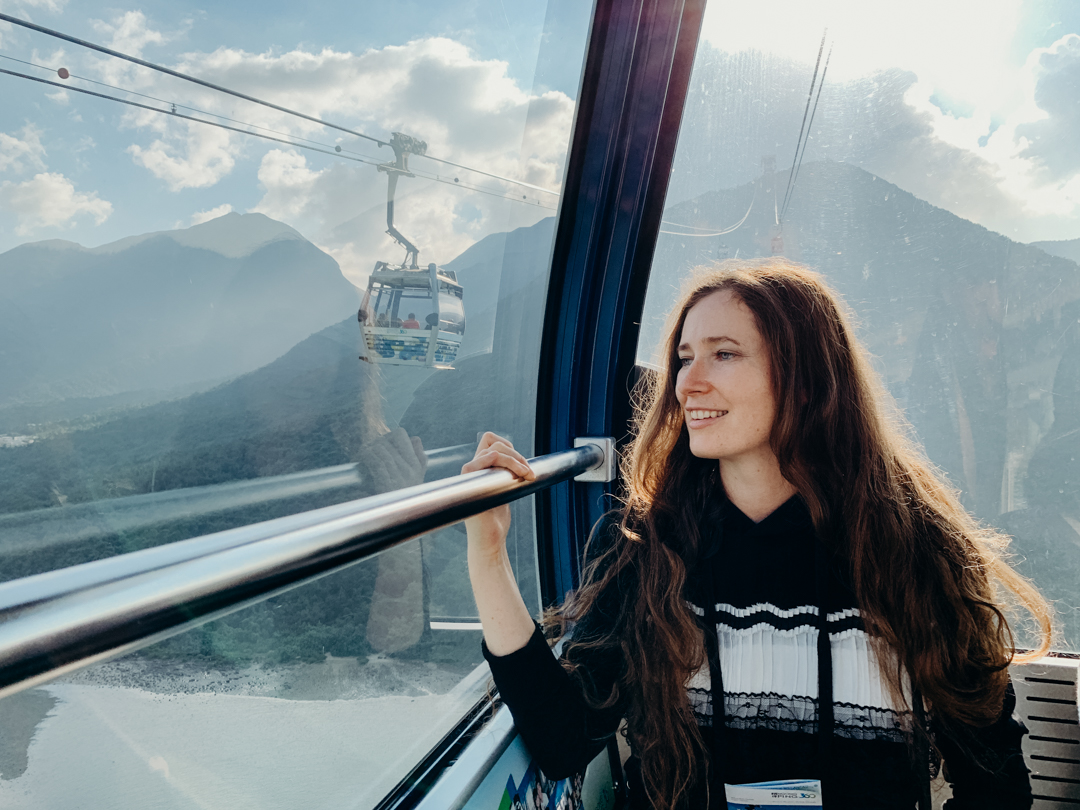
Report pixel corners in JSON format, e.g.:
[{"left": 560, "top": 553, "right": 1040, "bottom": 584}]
[
  {"left": 0, "top": 444, "right": 477, "bottom": 612},
  {"left": 0, "top": 443, "right": 477, "bottom": 559},
  {"left": 0, "top": 444, "right": 604, "bottom": 699}
]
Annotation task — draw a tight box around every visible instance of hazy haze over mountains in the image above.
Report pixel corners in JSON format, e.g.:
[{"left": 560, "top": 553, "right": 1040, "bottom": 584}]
[
  {"left": 442, "top": 217, "right": 555, "bottom": 358},
  {"left": 7, "top": 163, "right": 1080, "bottom": 525},
  {"left": 0, "top": 213, "right": 361, "bottom": 410},
  {"left": 4, "top": 161, "right": 1080, "bottom": 641},
  {"left": 1031, "top": 238, "right": 1080, "bottom": 266},
  {"left": 645, "top": 161, "right": 1080, "bottom": 370},
  {"left": 647, "top": 160, "right": 1080, "bottom": 523},
  {"left": 0, "top": 213, "right": 548, "bottom": 515}
]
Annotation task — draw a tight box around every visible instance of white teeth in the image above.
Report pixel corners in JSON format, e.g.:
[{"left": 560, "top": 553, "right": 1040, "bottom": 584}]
[{"left": 688, "top": 409, "right": 725, "bottom": 420}]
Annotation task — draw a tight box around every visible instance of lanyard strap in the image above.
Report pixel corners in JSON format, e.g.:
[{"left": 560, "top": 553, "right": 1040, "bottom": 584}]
[
  {"left": 814, "top": 539, "right": 835, "bottom": 805},
  {"left": 705, "top": 555, "right": 728, "bottom": 805},
  {"left": 705, "top": 508, "right": 838, "bottom": 807}
]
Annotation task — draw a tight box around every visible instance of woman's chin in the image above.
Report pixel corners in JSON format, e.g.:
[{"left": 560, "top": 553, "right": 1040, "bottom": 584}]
[{"left": 687, "top": 442, "right": 722, "bottom": 460}]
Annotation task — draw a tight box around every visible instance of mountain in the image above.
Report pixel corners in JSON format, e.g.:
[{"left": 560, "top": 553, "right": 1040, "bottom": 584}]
[
  {"left": 0, "top": 312, "right": 443, "bottom": 559},
  {"left": 443, "top": 216, "right": 555, "bottom": 357},
  {"left": 648, "top": 160, "right": 1080, "bottom": 520},
  {"left": 401, "top": 218, "right": 555, "bottom": 446},
  {"left": 1031, "top": 238, "right": 1080, "bottom": 266},
  {"left": 88, "top": 212, "right": 308, "bottom": 259},
  {"left": 646, "top": 161, "right": 1080, "bottom": 369},
  {"left": 0, "top": 214, "right": 553, "bottom": 665},
  {"left": 0, "top": 215, "right": 557, "bottom": 517},
  {"left": 0, "top": 212, "right": 362, "bottom": 410}
]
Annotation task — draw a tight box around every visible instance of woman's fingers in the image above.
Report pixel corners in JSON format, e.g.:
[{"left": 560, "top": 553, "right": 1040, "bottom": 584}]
[
  {"left": 476, "top": 431, "right": 511, "bottom": 453},
  {"left": 461, "top": 450, "right": 534, "bottom": 480},
  {"left": 477, "top": 433, "right": 531, "bottom": 469},
  {"left": 462, "top": 433, "right": 535, "bottom": 480}
]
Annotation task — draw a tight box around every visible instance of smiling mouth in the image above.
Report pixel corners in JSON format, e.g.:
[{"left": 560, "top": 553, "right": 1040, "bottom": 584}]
[{"left": 686, "top": 409, "right": 727, "bottom": 423}]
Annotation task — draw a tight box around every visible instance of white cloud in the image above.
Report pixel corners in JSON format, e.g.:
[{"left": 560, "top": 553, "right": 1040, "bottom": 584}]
[
  {"left": 45, "top": 90, "right": 69, "bottom": 105},
  {"left": 117, "top": 37, "right": 571, "bottom": 280},
  {"left": 127, "top": 122, "right": 236, "bottom": 191},
  {"left": 90, "top": 10, "right": 165, "bottom": 58},
  {"left": 253, "top": 149, "right": 324, "bottom": 219},
  {"left": 895, "top": 33, "right": 1080, "bottom": 236},
  {"left": 1015, "top": 34, "right": 1080, "bottom": 178},
  {"left": 251, "top": 149, "right": 390, "bottom": 283},
  {"left": 0, "top": 125, "right": 46, "bottom": 173},
  {"left": 0, "top": 0, "right": 66, "bottom": 35},
  {"left": 83, "top": 11, "right": 169, "bottom": 88},
  {"left": 251, "top": 140, "right": 553, "bottom": 286},
  {"left": 689, "top": 3, "right": 1080, "bottom": 241},
  {"left": 94, "top": 34, "right": 570, "bottom": 269},
  {"left": 4, "top": 32, "right": 569, "bottom": 263},
  {"left": 0, "top": 172, "right": 111, "bottom": 235},
  {"left": 154, "top": 37, "right": 574, "bottom": 178},
  {"left": 189, "top": 203, "right": 232, "bottom": 226},
  {"left": 701, "top": 0, "right": 1025, "bottom": 101}
]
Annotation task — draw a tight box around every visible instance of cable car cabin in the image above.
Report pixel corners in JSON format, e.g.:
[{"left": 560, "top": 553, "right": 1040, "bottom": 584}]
[
  {"left": 3, "top": 1, "right": 1080, "bottom": 810},
  {"left": 360, "top": 262, "right": 465, "bottom": 368}
]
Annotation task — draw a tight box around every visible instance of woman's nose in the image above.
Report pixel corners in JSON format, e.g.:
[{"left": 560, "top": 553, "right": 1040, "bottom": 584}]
[{"left": 676, "top": 358, "right": 706, "bottom": 396}]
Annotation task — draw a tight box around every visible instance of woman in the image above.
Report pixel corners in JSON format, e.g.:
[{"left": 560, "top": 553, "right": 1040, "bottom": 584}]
[{"left": 464, "top": 260, "right": 1052, "bottom": 809}]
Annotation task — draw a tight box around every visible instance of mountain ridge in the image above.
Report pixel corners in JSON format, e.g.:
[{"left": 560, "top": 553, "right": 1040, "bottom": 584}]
[
  {"left": 0, "top": 212, "right": 306, "bottom": 261},
  {"left": 648, "top": 160, "right": 1080, "bottom": 521},
  {"left": 0, "top": 213, "right": 361, "bottom": 410},
  {"left": 1031, "top": 237, "right": 1080, "bottom": 266},
  {"left": 0, "top": 211, "right": 558, "bottom": 516}
]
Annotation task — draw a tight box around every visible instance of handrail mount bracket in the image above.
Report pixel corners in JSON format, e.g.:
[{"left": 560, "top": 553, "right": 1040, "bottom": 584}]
[{"left": 573, "top": 437, "right": 617, "bottom": 483}]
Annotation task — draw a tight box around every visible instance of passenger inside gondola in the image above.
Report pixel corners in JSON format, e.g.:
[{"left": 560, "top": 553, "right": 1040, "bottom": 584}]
[{"left": 464, "top": 259, "right": 1052, "bottom": 809}]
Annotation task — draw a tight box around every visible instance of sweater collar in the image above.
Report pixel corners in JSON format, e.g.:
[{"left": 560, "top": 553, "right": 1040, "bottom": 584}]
[{"left": 700, "top": 493, "right": 813, "bottom": 560}]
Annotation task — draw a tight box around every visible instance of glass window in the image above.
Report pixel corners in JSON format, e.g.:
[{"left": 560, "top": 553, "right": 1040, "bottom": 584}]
[
  {"left": 438, "top": 291, "right": 466, "bottom": 332},
  {"left": 638, "top": 1, "right": 1080, "bottom": 651},
  {"left": 0, "top": 1, "right": 591, "bottom": 806},
  {"left": 0, "top": 566, "right": 491, "bottom": 809}
]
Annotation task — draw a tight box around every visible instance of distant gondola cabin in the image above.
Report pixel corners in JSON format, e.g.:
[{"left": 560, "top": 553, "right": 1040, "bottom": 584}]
[{"left": 359, "top": 261, "right": 465, "bottom": 368}]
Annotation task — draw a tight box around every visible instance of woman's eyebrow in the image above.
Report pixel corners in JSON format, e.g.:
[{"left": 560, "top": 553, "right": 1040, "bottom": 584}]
[{"left": 677, "top": 335, "right": 742, "bottom": 352}]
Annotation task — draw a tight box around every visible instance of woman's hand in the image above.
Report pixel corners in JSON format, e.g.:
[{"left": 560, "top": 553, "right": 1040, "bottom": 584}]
[
  {"left": 361, "top": 427, "right": 427, "bottom": 495},
  {"left": 462, "top": 432, "right": 537, "bottom": 656},
  {"left": 461, "top": 432, "right": 535, "bottom": 561}
]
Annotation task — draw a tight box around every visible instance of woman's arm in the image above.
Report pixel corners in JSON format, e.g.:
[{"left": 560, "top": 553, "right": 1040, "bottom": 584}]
[
  {"left": 463, "top": 433, "right": 627, "bottom": 777},
  {"left": 483, "top": 623, "right": 626, "bottom": 778},
  {"left": 462, "top": 432, "right": 538, "bottom": 656},
  {"left": 938, "top": 680, "right": 1033, "bottom": 810}
]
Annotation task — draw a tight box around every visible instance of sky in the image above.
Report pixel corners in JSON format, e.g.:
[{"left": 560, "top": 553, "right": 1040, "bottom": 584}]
[
  {"left": 0, "top": 0, "right": 591, "bottom": 282},
  {"left": 687, "top": 0, "right": 1080, "bottom": 243},
  {"left": 0, "top": 0, "right": 1078, "bottom": 284}
]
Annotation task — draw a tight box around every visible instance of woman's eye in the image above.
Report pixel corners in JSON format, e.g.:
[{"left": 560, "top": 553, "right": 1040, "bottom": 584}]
[
  {"left": 717, "top": 351, "right": 735, "bottom": 361},
  {"left": 677, "top": 357, "right": 692, "bottom": 367}
]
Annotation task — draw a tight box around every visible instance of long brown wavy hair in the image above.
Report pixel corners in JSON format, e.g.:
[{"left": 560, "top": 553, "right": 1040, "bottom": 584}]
[{"left": 545, "top": 259, "right": 1052, "bottom": 809}]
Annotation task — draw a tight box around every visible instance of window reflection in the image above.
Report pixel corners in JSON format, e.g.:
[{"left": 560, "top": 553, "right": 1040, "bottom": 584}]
[
  {"left": 641, "top": 2, "right": 1080, "bottom": 651},
  {"left": 0, "top": 558, "right": 491, "bottom": 810},
  {"left": 0, "top": 0, "right": 590, "bottom": 806}
]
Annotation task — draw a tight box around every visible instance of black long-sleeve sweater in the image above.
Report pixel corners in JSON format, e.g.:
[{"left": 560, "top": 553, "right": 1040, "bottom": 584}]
[{"left": 485, "top": 496, "right": 1032, "bottom": 809}]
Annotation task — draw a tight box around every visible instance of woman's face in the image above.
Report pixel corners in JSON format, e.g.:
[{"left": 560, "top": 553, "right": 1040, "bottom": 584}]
[{"left": 675, "top": 290, "right": 778, "bottom": 467}]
